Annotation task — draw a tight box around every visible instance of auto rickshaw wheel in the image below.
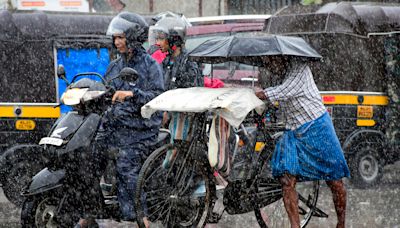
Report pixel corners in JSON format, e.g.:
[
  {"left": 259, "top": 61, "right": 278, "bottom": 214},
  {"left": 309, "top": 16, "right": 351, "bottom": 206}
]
[
  {"left": 349, "top": 143, "right": 384, "bottom": 188},
  {"left": 1, "top": 145, "right": 47, "bottom": 207}
]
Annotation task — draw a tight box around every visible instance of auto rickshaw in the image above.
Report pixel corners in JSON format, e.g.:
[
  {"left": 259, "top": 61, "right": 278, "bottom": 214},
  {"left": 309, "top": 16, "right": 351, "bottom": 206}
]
[
  {"left": 0, "top": 10, "right": 113, "bottom": 206},
  {"left": 264, "top": 2, "right": 400, "bottom": 188}
]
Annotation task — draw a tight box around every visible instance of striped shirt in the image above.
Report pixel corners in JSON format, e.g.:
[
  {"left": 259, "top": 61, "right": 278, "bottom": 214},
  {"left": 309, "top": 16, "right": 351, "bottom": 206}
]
[{"left": 264, "top": 62, "right": 326, "bottom": 130}]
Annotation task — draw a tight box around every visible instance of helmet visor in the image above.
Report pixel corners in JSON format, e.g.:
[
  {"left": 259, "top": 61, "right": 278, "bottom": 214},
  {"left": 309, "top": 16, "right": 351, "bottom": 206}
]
[
  {"left": 148, "top": 26, "right": 169, "bottom": 47},
  {"left": 107, "top": 16, "right": 137, "bottom": 37}
]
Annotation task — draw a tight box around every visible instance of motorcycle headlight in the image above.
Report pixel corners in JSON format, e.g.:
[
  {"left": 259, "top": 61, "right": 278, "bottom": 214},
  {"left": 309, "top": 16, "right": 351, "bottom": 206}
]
[
  {"left": 82, "top": 91, "right": 106, "bottom": 102},
  {"left": 61, "top": 88, "right": 89, "bottom": 105}
]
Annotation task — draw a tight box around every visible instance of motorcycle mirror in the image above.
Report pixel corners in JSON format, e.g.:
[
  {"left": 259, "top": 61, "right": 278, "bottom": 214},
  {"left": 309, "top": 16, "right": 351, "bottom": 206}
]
[
  {"left": 57, "top": 64, "right": 65, "bottom": 77},
  {"left": 57, "top": 64, "right": 69, "bottom": 85},
  {"left": 119, "top": 67, "right": 139, "bottom": 82}
]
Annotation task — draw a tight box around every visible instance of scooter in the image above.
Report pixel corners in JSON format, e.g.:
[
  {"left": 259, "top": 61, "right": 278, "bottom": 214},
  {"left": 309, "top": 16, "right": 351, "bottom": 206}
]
[{"left": 20, "top": 66, "right": 169, "bottom": 227}]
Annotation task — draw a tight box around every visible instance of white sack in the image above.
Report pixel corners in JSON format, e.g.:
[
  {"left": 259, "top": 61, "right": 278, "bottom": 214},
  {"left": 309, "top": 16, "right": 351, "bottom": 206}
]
[{"left": 141, "top": 87, "right": 265, "bottom": 128}]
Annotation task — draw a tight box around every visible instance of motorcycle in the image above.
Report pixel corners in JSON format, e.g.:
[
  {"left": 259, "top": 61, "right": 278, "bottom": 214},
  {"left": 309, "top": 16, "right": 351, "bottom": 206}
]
[{"left": 20, "top": 66, "right": 170, "bottom": 227}]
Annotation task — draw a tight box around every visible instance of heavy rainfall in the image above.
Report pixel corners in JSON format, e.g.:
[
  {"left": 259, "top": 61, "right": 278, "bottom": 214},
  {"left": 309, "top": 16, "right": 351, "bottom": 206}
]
[{"left": 0, "top": 0, "right": 399, "bottom": 227}]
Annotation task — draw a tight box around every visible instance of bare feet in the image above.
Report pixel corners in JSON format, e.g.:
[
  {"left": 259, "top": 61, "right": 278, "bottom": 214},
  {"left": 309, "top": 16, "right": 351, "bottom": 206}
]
[
  {"left": 326, "top": 180, "right": 347, "bottom": 228},
  {"left": 143, "top": 217, "right": 150, "bottom": 228},
  {"left": 75, "top": 219, "right": 86, "bottom": 228},
  {"left": 134, "top": 217, "right": 150, "bottom": 228},
  {"left": 280, "top": 174, "right": 300, "bottom": 228}
]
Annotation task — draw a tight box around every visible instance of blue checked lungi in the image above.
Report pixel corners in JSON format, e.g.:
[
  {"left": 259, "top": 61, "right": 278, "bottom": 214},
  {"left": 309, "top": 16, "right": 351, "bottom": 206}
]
[{"left": 271, "top": 112, "right": 350, "bottom": 181}]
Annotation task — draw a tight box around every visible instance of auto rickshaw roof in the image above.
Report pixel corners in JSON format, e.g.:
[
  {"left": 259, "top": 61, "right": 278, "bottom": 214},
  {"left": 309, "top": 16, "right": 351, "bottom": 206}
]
[
  {"left": 0, "top": 11, "right": 115, "bottom": 104},
  {"left": 266, "top": 2, "right": 400, "bottom": 36},
  {"left": 0, "top": 10, "right": 113, "bottom": 41}
]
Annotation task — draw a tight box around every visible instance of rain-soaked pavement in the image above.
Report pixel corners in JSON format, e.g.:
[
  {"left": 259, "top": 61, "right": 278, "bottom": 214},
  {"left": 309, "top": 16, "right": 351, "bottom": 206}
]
[{"left": 1, "top": 162, "right": 399, "bottom": 228}]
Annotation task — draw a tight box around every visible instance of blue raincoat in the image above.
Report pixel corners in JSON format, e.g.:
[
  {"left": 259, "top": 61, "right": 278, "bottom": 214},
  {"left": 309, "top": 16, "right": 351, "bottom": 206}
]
[{"left": 99, "top": 47, "right": 164, "bottom": 221}]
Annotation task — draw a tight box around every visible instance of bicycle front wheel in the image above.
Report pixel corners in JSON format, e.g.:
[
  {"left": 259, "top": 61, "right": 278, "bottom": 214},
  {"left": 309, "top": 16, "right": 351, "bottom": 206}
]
[
  {"left": 135, "top": 143, "right": 215, "bottom": 228},
  {"left": 254, "top": 179, "right": 320, "bottom": 228}
]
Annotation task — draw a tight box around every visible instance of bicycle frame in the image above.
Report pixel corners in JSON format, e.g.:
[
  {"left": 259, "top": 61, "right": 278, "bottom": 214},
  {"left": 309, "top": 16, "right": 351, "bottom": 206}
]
[
  {"left": 169, "top": 110, "right": 282, "bottom": 211},
  {"left": 175, "top": 110, "right": 325, "bottom": 220}
]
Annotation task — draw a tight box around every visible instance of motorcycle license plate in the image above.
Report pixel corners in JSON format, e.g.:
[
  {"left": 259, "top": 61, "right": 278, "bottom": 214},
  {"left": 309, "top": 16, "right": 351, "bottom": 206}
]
[{"left": 39, "top": 137, "right": 63, "bottom": 146}]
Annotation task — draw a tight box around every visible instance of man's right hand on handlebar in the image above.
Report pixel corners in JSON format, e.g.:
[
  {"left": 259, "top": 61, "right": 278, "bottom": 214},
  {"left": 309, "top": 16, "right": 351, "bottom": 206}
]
[{"left": 112, "top": 90, "right": 134, "bottom": 103}]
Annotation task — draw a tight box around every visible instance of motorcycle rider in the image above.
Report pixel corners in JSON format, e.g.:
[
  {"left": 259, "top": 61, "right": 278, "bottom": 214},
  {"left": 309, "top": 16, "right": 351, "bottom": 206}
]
[
  {"left": 149, "top": 16, "right": 203, "bottom": 134},
  {"left": 75, "top": 12, "right": 164, "bottom": 227},
  {"left": 149, "top": 16, "right": 203, "bottom": 90}
]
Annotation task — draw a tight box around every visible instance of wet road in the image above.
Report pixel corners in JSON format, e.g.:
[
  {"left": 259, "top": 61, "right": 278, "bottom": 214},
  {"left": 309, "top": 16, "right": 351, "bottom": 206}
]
[{"left": 1, "top": 163, "right": 399, "bottom": 228}]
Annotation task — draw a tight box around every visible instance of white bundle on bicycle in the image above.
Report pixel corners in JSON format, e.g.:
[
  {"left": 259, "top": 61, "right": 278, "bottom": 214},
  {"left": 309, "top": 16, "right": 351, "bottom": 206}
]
[
  {"left": 142, "top": 87, "right": 265, "bottom": 170},
  {"left": 141, "top": 87, "right": 265, "bottom": 128}
]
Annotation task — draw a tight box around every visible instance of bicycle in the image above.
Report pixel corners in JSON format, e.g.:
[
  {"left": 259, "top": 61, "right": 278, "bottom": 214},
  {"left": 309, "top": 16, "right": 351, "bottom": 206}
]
[{"left": 135, "top": 88, "right": 326, "bottom": 227}]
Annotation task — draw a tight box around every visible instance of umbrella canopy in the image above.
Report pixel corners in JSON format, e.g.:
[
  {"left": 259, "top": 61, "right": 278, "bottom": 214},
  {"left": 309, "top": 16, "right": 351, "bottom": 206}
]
[{"left": 189, "top": 35, "right": 322, "bottom": 65}]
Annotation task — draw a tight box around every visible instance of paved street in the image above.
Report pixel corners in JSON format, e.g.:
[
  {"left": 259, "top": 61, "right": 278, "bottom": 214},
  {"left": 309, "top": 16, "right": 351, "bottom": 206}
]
[{"left": 1, "top": 163, "right": 400, "bottom": 228}]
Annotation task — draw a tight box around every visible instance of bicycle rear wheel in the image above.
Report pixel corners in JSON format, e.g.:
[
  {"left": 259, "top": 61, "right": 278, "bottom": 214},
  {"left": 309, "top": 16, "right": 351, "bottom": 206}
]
[
  {"left": 254, "top": 178, "right": 320, "bottom": 228},
  {"left": 135, "top": 143, "right": 215, "bottom": 228}
]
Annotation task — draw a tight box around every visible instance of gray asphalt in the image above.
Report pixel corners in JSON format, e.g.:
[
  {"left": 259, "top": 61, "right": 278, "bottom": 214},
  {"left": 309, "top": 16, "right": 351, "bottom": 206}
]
[{"left": 1, "top": 163, "right": 400, "bottom": 228}]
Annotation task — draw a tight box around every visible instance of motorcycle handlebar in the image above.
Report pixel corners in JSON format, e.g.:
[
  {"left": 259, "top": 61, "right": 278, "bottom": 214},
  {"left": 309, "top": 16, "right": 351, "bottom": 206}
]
[{"left": 71, "top": 72, "right": 107, "bottom": 85}]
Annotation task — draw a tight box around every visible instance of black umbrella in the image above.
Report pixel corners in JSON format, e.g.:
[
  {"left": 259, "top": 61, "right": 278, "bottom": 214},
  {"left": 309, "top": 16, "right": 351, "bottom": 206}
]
[{"left": 188, "top": 34, "right": 322, "bottom": 66}]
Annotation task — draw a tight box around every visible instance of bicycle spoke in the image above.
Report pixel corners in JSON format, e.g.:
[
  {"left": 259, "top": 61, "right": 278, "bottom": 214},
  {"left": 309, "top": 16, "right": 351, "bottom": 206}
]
[
  {"left": 154, "top": 204, "right": 170, "bottom": 221},
  {"left": 145, "top": 147, "right": 184, "bottom": 184},
  {"left": 144, "top": 153, "right": 179, "bottom": 183},
  {"left": 144, "top": 165, "right": 165, "bottom": 183},
  {"left": 149, "top": 201, "right": 169, "bottom": 219},
  {"left": 145, "top": 194, "right": 167, "bottom": 204},
  {"left": 163, "top": 204, "right": 176, "bottom": 226},
  {"left": 173, "top": 142, "right": 199, "bottom": 188},
  {"left": 162, "top": 206, "right": 171, "bottom": 225},
  {"left": 176, "top": 167, "right": 196, "bottom": 194},
  {"left": 257, "top": 191, "right": 282, "bottom": 200},
  {"left": 257, "top": 187, "right": 281, "bottom": 195},
  {"left": 148, "top": 202, "right": 168, "bottom": 216},
  {"left": 144, "top": 184, "right": 173, "bottom": 195}
]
